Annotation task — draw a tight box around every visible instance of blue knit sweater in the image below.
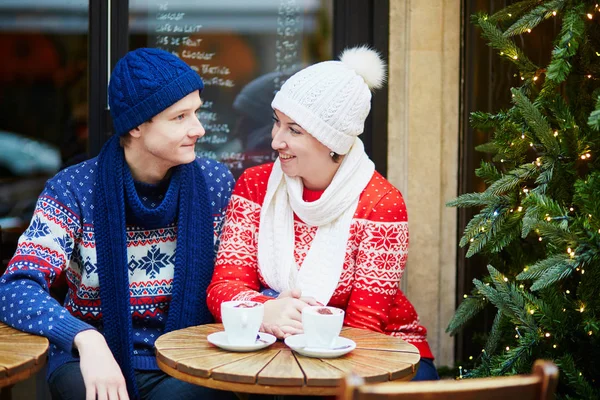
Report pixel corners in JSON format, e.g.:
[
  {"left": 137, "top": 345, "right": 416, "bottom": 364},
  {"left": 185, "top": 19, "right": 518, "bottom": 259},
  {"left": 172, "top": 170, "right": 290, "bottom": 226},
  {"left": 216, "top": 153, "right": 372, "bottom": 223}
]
[{"left": 0, "top": 156, "right": 233, "bottom": 379}]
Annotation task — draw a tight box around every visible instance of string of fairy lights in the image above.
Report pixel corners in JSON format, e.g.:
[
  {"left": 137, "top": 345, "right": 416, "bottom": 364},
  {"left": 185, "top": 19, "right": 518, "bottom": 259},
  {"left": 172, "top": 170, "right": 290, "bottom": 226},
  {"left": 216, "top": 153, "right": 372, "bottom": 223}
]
[{"left": 459, "top": 4, "right": 600, "bottom": 377}]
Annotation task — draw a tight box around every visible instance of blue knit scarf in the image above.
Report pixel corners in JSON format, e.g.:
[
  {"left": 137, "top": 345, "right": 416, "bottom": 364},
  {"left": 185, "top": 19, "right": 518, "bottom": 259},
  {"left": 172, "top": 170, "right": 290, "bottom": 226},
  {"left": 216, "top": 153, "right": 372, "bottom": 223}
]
[{"left": 94, "top": 135, "right": 214, "bottom": 398}]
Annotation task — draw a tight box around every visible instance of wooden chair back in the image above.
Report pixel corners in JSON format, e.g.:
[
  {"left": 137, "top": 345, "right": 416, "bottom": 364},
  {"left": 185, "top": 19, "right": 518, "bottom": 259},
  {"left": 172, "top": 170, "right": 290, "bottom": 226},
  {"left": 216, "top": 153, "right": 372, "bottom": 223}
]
[{"left": 340, "top": 359, "right": 558, "bottom": 400}]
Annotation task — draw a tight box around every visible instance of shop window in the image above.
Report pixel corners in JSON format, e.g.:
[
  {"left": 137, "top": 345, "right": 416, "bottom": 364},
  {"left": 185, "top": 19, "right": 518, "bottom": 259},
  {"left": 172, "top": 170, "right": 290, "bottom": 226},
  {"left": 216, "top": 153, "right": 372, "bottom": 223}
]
[
  {"left": 128, "top": 0, "right": 333, "bottom": 178},
  {"left": 0, "top": 1, "right": 88, "bottom": 258}
]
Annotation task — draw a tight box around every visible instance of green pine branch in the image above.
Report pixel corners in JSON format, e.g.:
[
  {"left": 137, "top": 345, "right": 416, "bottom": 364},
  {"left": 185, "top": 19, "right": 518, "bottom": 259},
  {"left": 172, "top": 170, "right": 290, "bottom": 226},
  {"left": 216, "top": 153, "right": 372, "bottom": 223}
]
[
  {"left": 503, "top": 0, "right": 566, "bottom": 37},
  {"left": 517, "top": 254, "right": 572, "bottom": 281},
  {"left": 446, "top": 295, "right": 488, "bottom": 335},
  {"left": 492, "top": 332, "right": 538, "bottom": 375},
  {"left": 546, "top": 4, "right": 586, "bottom": 83},
  {"left": 511, "top": 88, "right": 561, "bottom": 155},
  {"left": 487, "top": 266, "right": 538, "bottom": 330},
  {"left": 556, "top": 354, "right": 600, "bottom": 400},
  {"left": 446, "top": 192, "right": 500, "bottom": 208},
  {"left": 484, "top": 311, "right": 505, "bottom": 355},
  {"left": 588, "top": 95, "right": 600, "bottom": 131},
  {"left": 488, "top": 0, "right": 540, "bottom": 24},
  {"left": 487, "top": 163, "right": 538, "bottom": 195},
  {"left": 475, "top": 142, "right": 499, "bottom": 154},
  {"left": 470, "top": 111, "right": 510, "bottom": 130},
  {"left": 476, "top": 161, "right": 502, "bottom": 184},
  {"left": 545, "top": 93, "right": 577, "bottom": 132},
  {"left": 474, "top": 13, "right": 538, "bottom": 73},
  {"left": 483, "top": 213, "right": 523, "bottom": 254}
]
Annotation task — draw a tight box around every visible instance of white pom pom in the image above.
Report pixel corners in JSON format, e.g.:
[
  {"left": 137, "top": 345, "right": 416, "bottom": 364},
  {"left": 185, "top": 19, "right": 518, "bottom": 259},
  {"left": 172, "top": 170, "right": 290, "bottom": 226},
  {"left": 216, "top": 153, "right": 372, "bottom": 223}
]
[{"left": 339, "top": 45, "right": 386, "bottom": 90}]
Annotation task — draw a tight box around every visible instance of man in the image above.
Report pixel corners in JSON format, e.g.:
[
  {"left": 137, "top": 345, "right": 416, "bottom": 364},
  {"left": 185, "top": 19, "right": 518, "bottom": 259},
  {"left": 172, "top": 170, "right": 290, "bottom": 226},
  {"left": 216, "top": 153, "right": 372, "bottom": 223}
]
[{"left": 0, "top": 48, "right": 235, "bottom": 400}]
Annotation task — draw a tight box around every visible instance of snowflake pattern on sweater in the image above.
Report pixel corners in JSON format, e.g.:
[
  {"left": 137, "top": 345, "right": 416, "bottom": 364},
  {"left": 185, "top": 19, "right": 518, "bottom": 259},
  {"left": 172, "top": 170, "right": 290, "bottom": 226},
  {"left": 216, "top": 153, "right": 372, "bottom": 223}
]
[
  {"left": 0, "top": 157, "right": 234, "bottom": 375},
  {"left": 207, "top": 164, "right": 433, "bottom": 359}
]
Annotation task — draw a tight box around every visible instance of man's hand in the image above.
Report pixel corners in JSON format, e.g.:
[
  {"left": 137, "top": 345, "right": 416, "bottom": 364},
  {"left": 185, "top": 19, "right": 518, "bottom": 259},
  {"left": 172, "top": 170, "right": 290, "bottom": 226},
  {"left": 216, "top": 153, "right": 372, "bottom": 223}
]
[
  {"left": 261, "top": 289, "right": 321, "bottom": 339},
  {"left": 74, "top": 330, "right": 130, "bottom": 400}
]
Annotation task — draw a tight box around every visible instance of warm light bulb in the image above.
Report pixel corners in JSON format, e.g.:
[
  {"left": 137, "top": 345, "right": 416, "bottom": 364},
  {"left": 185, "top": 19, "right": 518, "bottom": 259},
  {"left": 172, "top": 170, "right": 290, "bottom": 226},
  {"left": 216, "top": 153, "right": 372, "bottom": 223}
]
[
  {"left": 588, "top": 13, "right": 593, "bottom": 19},
  {"left": 513, "top": 55, "right": 518, "bottom": 60},
  {"left": 529, "top": 310, "right": 535, "bottom": 314},
  {"left": 533, "top": 76, "right": 538, "bottom": 81},
  {"left": 545, "top": 332, "right": 551, "bottom": 337},
  {"left": 552, "top": 11, "right": 557, "bottom": 16},
  {"left": 580, "top": 306, "right": 585, "bottom": 312},
  {"left": 553, "top": 344, "right": 557, "bottom": 348},
  {"left": 581, "top": 155, "right": 587, "bottom": 160},
  {"left": 506, "top": 346, "right": 510, "bottom": 351},
  {"left": 566, "top": 290, "right": 571, "bottom": 294},
  {"left": 521, "top": 134, "right": 525, "bottom": 139},
  {"left": 527, "top": 29, "right": 531, "bottom": 33},
  {"left": 539, "top": 237, "right": 543, "bottom": 241},
  {"left": 517, "top": 206, "right": 523, "bottom": 212},
  {"left": 464, "top": 294, "right": 468, "bottom": 299},
  {"left": 503, "top": 277, "right": 508, "bottom": 282},
  {"left": 586, "top": 153, "right": 591, "bottom": 158},
  {"left": 554, "top": 131, "right": 558, "bottom": 136}
]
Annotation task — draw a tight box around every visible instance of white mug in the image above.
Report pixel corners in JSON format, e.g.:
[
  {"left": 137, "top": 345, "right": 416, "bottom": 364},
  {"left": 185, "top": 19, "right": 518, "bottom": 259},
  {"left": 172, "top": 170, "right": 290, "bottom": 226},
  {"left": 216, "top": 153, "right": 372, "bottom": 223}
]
[
  {"left": 302, "top": 306, "right": 344, "bottom": 349},
  {"left": 221, "top": 301, "right": 264, "bottom": 346}
]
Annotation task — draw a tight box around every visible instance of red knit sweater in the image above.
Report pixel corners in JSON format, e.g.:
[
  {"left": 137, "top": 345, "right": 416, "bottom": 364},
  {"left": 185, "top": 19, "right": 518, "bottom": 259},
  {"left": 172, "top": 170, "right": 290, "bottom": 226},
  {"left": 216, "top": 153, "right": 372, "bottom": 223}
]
[{"left": 207, "top": 164, "right": 433, "bottom": 359}]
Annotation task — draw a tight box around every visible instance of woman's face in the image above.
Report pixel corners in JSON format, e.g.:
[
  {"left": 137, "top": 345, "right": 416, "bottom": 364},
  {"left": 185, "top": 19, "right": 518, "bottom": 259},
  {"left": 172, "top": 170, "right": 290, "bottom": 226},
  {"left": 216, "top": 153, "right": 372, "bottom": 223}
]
[{"left": 271, "top": 109, "right": 339, "bottom": 190}]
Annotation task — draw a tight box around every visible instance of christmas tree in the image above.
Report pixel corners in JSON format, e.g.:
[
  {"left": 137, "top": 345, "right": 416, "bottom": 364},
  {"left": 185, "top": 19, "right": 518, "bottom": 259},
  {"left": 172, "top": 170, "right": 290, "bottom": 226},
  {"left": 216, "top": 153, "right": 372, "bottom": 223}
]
[{"left": 447, "top": 1, "right": 600, "bottom": 398}]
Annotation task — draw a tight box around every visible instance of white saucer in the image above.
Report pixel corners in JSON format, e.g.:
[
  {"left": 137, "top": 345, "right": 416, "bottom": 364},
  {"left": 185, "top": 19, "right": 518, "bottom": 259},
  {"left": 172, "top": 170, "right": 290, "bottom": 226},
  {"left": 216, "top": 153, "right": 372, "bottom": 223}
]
[
  {"left": 284, "top": 334, "right": 356, "bottom": 358},
  {"left": 207, "top": 331, "right": 277, "bottom": 352}
]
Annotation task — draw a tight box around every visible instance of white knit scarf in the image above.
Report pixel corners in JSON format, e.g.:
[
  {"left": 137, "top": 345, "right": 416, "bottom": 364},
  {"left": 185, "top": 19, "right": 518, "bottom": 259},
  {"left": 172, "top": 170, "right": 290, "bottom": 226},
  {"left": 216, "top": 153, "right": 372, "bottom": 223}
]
[{"left": 257, "top": 138, "right": 375, "bottom": 305}]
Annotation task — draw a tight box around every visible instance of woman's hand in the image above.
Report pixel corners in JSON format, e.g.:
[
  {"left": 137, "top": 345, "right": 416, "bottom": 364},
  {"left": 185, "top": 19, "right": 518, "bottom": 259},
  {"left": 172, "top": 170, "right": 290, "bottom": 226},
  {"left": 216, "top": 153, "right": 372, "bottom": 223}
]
[
  {"left": 74, "top": 330, "right": 130, "bottom": 400},
  {"left": 261, "top": 289, "right": 321, "bottom": 339}
]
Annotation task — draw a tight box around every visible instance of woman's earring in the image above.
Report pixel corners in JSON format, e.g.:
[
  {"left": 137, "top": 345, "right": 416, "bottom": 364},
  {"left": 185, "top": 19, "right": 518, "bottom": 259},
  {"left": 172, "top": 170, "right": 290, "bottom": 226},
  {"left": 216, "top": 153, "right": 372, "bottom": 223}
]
[{"left": 329, "top": 151, "right": 335, "bottom": 158}]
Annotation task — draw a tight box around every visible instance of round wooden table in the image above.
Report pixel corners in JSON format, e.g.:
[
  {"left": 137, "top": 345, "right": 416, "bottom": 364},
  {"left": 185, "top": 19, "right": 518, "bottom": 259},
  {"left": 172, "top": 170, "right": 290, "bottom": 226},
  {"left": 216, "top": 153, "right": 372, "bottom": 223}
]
[
  {"left": 0, "top": 323, "right": 49, "bottom": 388},
  {"left": 155, "top": 323, "right": 420, "bottom": 396}
]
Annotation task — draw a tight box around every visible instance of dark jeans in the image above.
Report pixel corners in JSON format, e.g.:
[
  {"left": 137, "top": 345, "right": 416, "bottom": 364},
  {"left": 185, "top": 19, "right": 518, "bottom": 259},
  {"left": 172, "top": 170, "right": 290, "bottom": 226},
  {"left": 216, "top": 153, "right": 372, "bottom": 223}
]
[
  {"left": 48, "top": 361, "right": 236, "bottom": 400},
  {"left": 412, "top": 357, "right": 439, "bottom": 381}
]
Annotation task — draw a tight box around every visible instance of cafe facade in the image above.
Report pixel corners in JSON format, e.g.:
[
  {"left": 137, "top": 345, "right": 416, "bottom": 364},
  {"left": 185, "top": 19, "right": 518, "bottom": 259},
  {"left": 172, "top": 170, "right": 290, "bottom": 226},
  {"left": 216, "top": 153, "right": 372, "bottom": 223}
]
[{"left": 1, "top": 2, "right": 487, "bottom": 388}]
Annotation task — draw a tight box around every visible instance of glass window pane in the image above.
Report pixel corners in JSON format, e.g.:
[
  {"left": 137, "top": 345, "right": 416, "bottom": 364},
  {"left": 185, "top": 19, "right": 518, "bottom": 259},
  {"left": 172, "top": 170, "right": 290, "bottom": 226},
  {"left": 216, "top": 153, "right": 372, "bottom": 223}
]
[
  {"left": 0, "top": 1, "right": 88, "bottom": 240},
  {"left": 129, "top": 0, "right": 333, "bottom": 178}
]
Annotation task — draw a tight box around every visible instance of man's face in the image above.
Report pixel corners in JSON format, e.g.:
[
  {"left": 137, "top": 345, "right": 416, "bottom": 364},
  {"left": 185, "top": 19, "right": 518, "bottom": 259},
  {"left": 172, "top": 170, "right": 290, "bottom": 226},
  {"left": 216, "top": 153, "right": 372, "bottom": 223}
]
[{"left": 131, "top": 90, "right": 204, "bottom": 169}]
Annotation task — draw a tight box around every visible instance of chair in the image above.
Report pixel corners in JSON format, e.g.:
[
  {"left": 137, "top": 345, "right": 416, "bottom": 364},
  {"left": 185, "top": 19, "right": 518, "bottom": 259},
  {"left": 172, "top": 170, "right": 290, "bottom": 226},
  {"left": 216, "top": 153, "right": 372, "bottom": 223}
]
[{"left": 339, "top": 359, "right": 559, "bottom": 400}]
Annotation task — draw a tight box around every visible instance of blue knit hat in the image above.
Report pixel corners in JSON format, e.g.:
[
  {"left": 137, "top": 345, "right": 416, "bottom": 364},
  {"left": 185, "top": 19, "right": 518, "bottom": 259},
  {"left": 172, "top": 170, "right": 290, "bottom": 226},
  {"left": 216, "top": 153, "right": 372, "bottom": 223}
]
[{"left": 108, "top": 48, "right": 204, "bottom": 136}]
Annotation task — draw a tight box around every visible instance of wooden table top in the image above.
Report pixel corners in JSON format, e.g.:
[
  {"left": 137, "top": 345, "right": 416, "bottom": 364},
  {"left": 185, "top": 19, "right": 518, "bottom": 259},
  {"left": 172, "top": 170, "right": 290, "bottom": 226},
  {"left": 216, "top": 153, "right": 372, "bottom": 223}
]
[
  {"left": 155, "top": 323, "right": 420, "bottom": 396},
  {"left": 0, "top": 323, "right": 49, "bottom": 388}
]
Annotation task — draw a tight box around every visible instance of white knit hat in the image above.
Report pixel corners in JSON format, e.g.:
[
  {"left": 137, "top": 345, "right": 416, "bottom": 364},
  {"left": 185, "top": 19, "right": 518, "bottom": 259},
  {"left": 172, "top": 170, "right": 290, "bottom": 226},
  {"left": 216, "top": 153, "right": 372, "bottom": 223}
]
[{"left": 271, "top": 45, "right": 386, "bottom": 155}]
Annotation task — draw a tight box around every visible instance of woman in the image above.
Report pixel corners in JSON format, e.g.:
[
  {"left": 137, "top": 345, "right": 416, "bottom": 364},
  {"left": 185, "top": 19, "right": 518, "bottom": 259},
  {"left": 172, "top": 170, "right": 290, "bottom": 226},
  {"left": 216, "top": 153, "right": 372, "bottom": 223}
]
[{"left": 207, "top": 46, "right": 438, "bottom": 380}]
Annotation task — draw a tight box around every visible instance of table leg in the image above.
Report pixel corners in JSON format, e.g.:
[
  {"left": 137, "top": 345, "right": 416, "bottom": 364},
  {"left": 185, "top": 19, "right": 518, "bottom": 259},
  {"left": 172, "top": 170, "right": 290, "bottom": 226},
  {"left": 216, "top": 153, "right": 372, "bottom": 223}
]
[{"left": 0, "top": 385, "right": 12, "bottom": 400}]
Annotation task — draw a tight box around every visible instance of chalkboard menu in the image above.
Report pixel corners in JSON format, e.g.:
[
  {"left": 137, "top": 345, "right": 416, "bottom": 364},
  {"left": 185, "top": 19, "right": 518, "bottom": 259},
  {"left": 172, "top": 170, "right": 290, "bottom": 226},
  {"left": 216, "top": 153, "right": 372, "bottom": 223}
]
[{"left": 131, "top": 0, "right": 332, "bottom": 178}]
